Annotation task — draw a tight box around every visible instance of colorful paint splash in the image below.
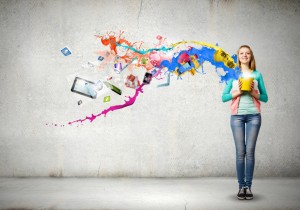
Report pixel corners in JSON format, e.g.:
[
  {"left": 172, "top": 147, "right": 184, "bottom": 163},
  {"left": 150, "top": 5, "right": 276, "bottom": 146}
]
[
  {"left": 96, "top": 33, "right": 239, "bottom": 76},
  {"left": 53, "top": 31, "right": 241, "bottom": 126}
]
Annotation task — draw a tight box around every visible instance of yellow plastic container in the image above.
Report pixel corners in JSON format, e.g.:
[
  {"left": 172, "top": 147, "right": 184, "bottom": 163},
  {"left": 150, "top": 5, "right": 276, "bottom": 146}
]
[{"left": 239, "top": 77, "right": 254, "bottom": 91}]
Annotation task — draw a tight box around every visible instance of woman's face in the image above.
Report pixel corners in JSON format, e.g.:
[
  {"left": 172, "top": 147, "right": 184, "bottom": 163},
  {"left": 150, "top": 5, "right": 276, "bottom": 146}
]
[{"left": 238, "top": 47, "right": 251, "bottom": 66}]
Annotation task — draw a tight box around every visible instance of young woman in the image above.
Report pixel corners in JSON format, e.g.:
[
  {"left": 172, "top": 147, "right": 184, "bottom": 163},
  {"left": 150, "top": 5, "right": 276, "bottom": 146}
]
[{"left": 222, "top": 45, "right": 268, "bottom": 200}]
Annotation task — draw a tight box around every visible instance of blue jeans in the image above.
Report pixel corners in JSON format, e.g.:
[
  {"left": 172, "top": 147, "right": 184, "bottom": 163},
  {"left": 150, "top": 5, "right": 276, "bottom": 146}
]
[{"left": 230, "top": 113, "right": 261, "bottom": 189}]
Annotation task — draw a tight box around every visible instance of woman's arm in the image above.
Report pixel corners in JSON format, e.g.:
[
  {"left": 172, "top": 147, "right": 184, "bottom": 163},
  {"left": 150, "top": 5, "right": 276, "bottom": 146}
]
[
  {"left": 222, "top": 79, "right": 242, "bottom": 102},
  {"left": 250, "top": 72, "right": 268, "bottom": 102}
]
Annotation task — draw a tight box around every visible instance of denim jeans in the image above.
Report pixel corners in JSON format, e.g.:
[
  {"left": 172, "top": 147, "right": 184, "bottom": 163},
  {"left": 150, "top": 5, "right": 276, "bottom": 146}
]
[{"left": 230, "top": 113, "right": 261, "bottom": 189}]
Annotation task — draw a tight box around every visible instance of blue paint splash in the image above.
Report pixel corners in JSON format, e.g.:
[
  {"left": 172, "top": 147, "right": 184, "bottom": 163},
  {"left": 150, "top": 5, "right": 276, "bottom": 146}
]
[{"left": 160, "top": 46, "right": 240, "bottom": 82}]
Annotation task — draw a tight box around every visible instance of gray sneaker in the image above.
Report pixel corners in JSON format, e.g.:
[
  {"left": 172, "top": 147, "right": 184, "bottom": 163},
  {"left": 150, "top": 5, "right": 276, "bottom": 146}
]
[
  {"left": 237, "top": 187, "right": 245, "bottom": 200},
  {"left": 244, "top": 186, "right": 253, "bottom": 200}
]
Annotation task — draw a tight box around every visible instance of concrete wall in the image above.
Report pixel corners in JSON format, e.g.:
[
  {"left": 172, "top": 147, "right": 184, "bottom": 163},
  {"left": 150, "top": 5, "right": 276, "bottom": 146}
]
[{"left": 0, "top": 0, "right": 299, "bottom": 177}]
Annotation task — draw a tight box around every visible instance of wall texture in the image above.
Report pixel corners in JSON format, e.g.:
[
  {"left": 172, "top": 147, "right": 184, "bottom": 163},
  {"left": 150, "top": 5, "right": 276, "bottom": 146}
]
[{"left": 0, "top": 0, "right": 299, "bottom": 177}]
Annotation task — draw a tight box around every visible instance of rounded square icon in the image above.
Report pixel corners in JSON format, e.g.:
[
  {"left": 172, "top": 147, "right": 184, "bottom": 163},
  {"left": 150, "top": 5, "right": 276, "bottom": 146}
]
[
  {"left": 61, "top": 47, "right": 72, "bottom": 56},
  {"left": 103, "top": 96, "right": 110, "bottom": 102}
]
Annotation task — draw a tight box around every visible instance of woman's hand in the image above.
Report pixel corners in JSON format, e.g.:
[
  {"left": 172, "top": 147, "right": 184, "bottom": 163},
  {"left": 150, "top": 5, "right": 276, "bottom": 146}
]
[
  {"left": 250, "top": 81, "right": 255, "bottom": 95},
  {"left": 237, "top": 79, "right": 243, "bottom": 96},
  {"left": 232, "top": 79, "right": 243, "bottom": 99},
  {"left": 250, "top": 81, "right": 260, "bottom": 99}
]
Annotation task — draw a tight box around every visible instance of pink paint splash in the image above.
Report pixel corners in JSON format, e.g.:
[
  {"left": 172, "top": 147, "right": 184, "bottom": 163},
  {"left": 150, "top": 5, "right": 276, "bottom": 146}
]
[
  {"left": 68, "top": 84, "right": 144, "bottom": 125},
  {"left": 152, "top": 68, "right": 166, "bottom": 80}
]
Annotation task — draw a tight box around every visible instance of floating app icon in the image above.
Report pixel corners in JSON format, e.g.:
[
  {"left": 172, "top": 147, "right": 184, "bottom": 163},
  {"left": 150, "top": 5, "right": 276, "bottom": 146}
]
[
  {"left": 125, "top": 74, "right": 140, "bottom": 89},
  {"left": 103, "top": 81, "right": 122, "bottom": 95},
  {"left": 103, "top": 96, "right": 110, "bottom": 102},
  {"left": 143, "top": 72, "right": 153, "bottom": 85},
  {"left": 141, "top": 57, "right": 148, "bottom": 65},
  {"left": 151, "top": 69, "right": 158, "bottom": 75},
  {"left": 114, "top": 63, "right": 123, "bottom": 74},
  {"left": 61, "top": 47, "right": 72, "bottom": 56},
  {"left": 95, "top": 80, "right": 103, "bottom": 91}
]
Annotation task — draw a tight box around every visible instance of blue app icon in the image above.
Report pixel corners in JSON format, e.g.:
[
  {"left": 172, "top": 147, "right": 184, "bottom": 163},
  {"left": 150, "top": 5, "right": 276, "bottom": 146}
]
[{"left": 61, "top": 47, "right": 72, "bottom": 56}]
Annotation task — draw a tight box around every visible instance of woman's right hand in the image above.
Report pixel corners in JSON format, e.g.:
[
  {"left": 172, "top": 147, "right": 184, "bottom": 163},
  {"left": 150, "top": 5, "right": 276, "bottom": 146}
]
[
  {"left": 237, "top": 79, "right": 243, "bottom": 96},
  {"left": 231, "top": 79, "right": 243, "bottom": 99}
]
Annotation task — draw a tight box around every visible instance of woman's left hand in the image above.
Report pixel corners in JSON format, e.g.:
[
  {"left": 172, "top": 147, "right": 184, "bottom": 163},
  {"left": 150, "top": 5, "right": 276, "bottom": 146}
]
[
  {"left": 250, "top": 81, "right": 254, "bottom": 93},
  {"left": 249, "top": 81, "right": 259, "bottom": 99}
]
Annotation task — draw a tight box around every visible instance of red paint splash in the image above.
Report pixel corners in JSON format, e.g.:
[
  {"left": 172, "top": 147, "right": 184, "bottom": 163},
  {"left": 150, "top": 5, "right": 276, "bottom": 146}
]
[
  {"left": 95, "top": 31, "right": 138, "bottom": 56},
  {"left": 67, "top": 84, "right": 144, "bottom": 125}
]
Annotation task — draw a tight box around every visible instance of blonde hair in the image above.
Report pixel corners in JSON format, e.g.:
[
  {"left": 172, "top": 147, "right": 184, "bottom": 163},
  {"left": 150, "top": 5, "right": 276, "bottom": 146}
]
[{"left": 237, "top": 45, "right": 256, "bottom": 70}]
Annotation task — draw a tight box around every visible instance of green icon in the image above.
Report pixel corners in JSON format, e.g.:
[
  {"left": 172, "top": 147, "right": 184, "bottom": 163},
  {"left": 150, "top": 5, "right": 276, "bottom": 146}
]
[
  {"left": 103, "top": 96, "right": 110, "bottom": 102},
  {"left": 141, "top": 57, "right": 148, "bottom": 65}
]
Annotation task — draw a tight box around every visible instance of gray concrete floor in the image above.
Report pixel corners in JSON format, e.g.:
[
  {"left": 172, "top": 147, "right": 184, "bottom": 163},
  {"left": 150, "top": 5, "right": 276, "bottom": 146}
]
[{"left": 0, "top": 177, "right": 299, "bottom": 210}]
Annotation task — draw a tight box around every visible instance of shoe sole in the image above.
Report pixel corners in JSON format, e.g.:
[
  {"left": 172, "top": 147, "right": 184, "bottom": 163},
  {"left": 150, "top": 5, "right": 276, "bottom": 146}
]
[
  {"left": 245, "top": 197, "right": 253, "bottom": 200},
  {"left": 237, "top": 196, "right": 245, "bottom": 200}
]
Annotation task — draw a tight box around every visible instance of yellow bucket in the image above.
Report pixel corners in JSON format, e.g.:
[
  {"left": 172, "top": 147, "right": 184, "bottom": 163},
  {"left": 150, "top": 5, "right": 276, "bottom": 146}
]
[{"left": 239, "top": 77, "right": 254, "bottom": 91}]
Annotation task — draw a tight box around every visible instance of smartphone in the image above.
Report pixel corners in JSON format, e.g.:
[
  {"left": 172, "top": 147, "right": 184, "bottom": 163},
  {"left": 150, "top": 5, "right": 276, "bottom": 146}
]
[
  {"left": 143, "top": 72, "right": 153, "bottom": 85},
  {"left": 103, "top": 81, "right": 122, "bottom": 95}
]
